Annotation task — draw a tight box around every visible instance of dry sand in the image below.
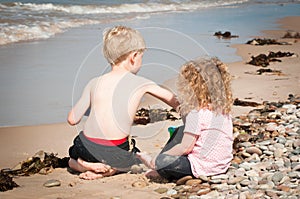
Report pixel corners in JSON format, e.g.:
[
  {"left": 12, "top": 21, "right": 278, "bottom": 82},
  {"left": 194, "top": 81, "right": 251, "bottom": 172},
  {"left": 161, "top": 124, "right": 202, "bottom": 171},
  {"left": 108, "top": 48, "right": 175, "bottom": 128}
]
[{"left": 0, "top": 16, "right": 299, "bottom": 199}]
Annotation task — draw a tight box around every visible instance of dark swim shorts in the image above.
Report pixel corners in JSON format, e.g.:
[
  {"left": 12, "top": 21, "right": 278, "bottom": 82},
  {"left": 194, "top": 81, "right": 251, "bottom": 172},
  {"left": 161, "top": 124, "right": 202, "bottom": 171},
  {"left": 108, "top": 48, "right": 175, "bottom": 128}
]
[{"left": 69, "top": 131, "right": 141, "bottom": 169}]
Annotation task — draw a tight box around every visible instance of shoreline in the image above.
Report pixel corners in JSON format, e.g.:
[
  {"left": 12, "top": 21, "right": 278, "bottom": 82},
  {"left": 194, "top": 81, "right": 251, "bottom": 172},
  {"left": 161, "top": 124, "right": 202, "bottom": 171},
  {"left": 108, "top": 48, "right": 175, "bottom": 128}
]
[{"left": 1, "top": 15, "right": 300, "bottom": 199}]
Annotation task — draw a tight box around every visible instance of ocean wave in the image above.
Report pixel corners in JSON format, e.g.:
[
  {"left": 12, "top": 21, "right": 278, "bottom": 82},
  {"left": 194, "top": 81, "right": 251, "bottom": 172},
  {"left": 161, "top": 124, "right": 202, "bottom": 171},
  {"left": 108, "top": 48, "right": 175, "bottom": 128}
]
[
  {"left": 0, "top": 19, "right": 100, "bottom": 45},
  {"left": 5, "top": 1, "right": 250, "bottom": 15},
  {"left": 1, "top": 0, "right": 299, "bottom": 45}
]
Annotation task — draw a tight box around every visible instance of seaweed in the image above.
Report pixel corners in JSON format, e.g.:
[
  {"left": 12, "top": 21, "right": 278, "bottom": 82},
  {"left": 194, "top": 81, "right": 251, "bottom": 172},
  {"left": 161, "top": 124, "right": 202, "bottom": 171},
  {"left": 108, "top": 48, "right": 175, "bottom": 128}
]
[{"left": 0, "top": 151, "right": 69, "bottom": 192}]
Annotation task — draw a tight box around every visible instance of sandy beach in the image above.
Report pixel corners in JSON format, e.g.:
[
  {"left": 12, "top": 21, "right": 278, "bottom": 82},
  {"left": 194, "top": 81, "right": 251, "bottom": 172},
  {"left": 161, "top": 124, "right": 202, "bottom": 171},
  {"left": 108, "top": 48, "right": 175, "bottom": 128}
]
[{"left": 1, "top": 14, "right": 300, "bottom": 199}]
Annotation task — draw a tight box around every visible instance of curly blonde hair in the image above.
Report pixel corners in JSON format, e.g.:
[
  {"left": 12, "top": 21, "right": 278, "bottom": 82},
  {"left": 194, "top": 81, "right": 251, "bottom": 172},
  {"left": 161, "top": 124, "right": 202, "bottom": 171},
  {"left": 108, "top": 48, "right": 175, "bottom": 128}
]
[{"left": 176, "top": 57, "right": 233, "bottom": 116}]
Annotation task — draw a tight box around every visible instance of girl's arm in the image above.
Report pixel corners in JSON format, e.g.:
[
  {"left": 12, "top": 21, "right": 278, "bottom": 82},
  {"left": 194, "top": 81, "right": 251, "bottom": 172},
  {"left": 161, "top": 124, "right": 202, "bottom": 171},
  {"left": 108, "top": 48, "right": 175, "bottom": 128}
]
[
  {"left": 67, "top": 81, "right": 93, "bottom": 125},
  {"left": 149, "top": 132, "right": 198, "bottom": 168},
  {"left": 163, "top": 132, "right": 198, "bottom": 156}
]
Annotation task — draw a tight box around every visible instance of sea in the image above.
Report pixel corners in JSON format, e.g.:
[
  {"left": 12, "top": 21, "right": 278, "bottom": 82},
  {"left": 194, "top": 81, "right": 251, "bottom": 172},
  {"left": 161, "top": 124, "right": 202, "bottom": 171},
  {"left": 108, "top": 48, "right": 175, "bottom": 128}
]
[{"left": 0, "top": 0, "right": 300, "bottom": 126}]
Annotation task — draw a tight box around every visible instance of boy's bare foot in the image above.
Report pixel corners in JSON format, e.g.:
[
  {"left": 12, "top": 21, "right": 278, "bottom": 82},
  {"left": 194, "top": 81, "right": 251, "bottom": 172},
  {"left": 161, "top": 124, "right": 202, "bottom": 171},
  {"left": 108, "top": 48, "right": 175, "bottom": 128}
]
[
  {"left": 136, "top": 152, "right": 154, "bottom": 169},
  {"left": 79, "top": 168, "right": 117, "bottom": 180},
  {"left": 77, "top": 158, "right": 111, "bottom": 173},
  {"left": 79, "top": 171, "right": 104, "bottom": 180}
]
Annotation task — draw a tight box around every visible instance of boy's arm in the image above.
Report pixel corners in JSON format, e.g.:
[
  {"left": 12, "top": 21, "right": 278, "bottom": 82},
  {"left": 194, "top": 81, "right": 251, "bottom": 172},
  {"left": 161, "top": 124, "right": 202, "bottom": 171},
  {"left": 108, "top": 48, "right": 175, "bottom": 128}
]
[
  {"left": 145, "top": 84, "right": 180, "bottom": 110},
  {"left": 67, "top": 80, "right": 93, "bottom": 125}
]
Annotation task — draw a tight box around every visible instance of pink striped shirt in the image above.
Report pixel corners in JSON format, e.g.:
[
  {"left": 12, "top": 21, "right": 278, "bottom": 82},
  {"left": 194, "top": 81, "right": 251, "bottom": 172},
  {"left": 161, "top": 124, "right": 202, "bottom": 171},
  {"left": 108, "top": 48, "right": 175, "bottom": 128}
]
[{"left": 183, "top": 109, "right": 233, "bottom": 177}]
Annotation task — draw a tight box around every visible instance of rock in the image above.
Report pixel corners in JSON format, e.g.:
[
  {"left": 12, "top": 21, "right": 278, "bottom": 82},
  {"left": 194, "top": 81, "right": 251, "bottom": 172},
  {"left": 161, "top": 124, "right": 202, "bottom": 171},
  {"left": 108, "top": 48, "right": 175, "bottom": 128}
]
[
  {"left": 274, "top": 148, "right": 284, "bottom": 158},
  {"left": 198, "top": 175, "right": 209, "bottom": 182},
  {"left": 228, "top": 176, "right": 246, "bottom": 185},
  {"left": 43, "top": 179, "right": 61, "bottom": 188},
  {"left": 240, "top": 179, "right": 250, "bottom": 186},
  {"left": 277, "top": 184, "right": 290, "bottom": 192},
  {"left": 154, "top": 187, "right": 168, "bottom": 194},
  {"left": 130, "top": 165, "right": 143, "bottom": 174},
  {"left": 210, "top": 174, "right": 229, "bottom": 180},
  {"left": 166, "top": 189, "right": 177, "bottom": 196},
  {"left": 132, "top": 180, "right": 148, "bottom": 188},
  {"left": 293, "top": 139, "right": 300, "bottom": 148},
  {"left": 236, "top": 133, "right": 251, "bottom": 142},
  {"left": 185, "top": 179, "right": 202, "bottom": 186},
  {"left": 196, "top": 188, "right": 211, "bottom": 196},
  {"left": 246, "top": 147, "right": 262, "bottom": 155},
  {"left": 176, "top": 175, "right": 193, "bottom": 185},
  {"left": 272, "top": 172, "right": 284, "bottom": 185},
  {"left": 211, "top": 183, "right": 231, "bottom": 192}
]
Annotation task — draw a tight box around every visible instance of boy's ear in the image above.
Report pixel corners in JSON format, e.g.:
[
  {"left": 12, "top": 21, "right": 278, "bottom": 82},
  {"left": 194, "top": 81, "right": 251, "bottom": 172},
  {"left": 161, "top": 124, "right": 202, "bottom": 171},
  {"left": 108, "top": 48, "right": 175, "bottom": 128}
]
[{"left": 130, "top": 51, "right": 138, "bottom": 63}]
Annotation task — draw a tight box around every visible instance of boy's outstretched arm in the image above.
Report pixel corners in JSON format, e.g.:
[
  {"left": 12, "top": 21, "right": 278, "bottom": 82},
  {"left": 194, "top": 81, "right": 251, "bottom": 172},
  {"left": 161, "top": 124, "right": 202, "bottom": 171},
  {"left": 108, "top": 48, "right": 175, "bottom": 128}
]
[
  {"left": 68, "top": 80, "right": 93, "bottom": 125},
  {"left": 146, "top": 84, "right": 180, "bottom": 110}
]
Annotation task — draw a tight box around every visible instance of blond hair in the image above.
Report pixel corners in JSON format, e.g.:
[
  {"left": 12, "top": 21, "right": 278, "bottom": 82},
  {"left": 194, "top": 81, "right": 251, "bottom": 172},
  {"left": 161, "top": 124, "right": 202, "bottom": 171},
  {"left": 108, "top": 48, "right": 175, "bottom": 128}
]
[
  {"left": 103, "top": 26, "right": 146, "bottom": 65},
  {"left": 176, "top": 57, "right": 233, "bottom": 116}
]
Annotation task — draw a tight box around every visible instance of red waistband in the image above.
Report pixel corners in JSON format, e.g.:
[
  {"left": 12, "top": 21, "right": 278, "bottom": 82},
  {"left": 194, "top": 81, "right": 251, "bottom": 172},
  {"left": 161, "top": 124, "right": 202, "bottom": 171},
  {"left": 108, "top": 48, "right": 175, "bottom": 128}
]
[{"left": 84, "top": 134, "right": 127, "bottom": 146}]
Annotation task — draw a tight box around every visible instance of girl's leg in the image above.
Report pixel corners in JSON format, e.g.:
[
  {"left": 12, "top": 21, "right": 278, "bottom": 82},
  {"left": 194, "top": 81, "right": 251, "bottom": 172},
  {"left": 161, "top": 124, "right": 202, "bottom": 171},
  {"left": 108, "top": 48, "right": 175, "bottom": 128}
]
[
  {"left": 155, "top": 153, "right": 193, "bottom": 181},
  {"left": 160, "top": 125, "right": 185, "bottom": 153}
]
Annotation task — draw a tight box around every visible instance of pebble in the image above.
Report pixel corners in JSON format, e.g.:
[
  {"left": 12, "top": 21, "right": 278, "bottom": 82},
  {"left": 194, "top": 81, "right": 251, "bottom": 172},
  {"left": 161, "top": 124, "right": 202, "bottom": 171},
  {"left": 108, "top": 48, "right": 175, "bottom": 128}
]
[
  {"left": 246, "top": 146, "right": 262, "bottom": 155},
  {"left": 185, "top": 179, "right": 202, "bottom": 186},
  {"left": 43, "top": 179, "right": 61, "bottom": 188},
  {"left": 156, "top": 98, "right": 300, "bottom": 199},
  {"left": 132, "top": 180, "right": 148, "bottom": 188},
  {"left": 272, "top": 172, "right": 285, "bottom": 185},
  {"left": 196, "top": 188, "right": 210, "bottom": 196},
  {"left": 228, "top": 176, "right": 246, "bottom": 184},
  {"left": 176, "top": 175, "right": 193, "bottom": 185},
  {"left": 154, "top": 187, "right": 168, "bottom": 194}
]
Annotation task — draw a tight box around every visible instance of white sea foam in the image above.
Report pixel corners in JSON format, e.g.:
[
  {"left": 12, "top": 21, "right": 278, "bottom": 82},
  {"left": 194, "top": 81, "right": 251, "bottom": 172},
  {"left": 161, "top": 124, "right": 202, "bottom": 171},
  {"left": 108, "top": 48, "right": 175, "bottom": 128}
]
[
  {"left": 0, "top": 0, "right": 299, "bottom": 45},
  {"left": 15, "top": 1, "right": 250, "bottom": 14},
  {"left": 0, "top": 19, "right": 100, "bottom": 45}
]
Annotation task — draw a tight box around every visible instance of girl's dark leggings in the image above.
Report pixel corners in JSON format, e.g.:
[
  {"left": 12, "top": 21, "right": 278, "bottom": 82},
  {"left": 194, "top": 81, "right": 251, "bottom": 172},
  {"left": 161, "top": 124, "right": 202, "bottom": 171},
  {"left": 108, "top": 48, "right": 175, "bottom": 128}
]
[{"left": 155, "top": 125, "right": 194, "bottom": 181}]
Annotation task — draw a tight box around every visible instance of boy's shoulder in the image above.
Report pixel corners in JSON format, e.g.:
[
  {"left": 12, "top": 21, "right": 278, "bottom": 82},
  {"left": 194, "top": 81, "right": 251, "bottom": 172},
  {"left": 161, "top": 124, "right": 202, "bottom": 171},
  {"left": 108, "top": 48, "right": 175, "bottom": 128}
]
[{"left": 123, "top": 72, "right": 155, "bottom": 85}]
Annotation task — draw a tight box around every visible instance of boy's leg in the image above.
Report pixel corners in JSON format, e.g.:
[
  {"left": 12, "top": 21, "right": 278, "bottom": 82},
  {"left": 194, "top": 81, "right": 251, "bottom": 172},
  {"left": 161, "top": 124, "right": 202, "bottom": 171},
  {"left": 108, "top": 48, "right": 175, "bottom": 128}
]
[
  {"left": 68, "top": 158, "right": 110, "bottom": 173},
  {"left": 69, "top": 158, "right": 117, "bottom": 180},
  {"left": 77, "top": 158, "right": 111, "bottom": 173}
]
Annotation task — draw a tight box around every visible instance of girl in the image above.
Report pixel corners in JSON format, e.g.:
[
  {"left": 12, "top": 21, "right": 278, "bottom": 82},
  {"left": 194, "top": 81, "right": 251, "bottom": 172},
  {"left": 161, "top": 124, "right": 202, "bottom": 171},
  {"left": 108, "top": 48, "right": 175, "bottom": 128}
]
[{"left": 138, "top": 57, "right": 234, "bottom": 181}]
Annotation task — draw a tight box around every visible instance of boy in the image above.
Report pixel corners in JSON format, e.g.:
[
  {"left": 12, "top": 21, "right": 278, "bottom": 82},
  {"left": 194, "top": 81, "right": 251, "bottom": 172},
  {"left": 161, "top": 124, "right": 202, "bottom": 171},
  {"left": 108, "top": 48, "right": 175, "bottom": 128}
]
[{"left": 68, "top": 26, "right": 179, "bottom": 180}]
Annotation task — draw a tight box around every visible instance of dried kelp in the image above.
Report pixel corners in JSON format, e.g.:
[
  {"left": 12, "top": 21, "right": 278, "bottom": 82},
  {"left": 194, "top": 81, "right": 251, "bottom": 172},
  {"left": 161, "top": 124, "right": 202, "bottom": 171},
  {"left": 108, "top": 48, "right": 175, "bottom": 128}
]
[
  {"left": 214, "top": 31, "right": 238, "bottom": 39},
  {"left": 134, "top": 108, "right": 178, "bottom": 125},
  {"left": 246, "top": 38, "right": 289, "bottom": 45},
  {"left": 0, "top": 151, "right": 69, "bottom": 192},
  {"left": 247, "top": 51, "right": 294, "bottom": 67},
  {"left": 282, "top": 31, "right": 300, "bottom": 39},
  {"left": 233, "top": 98, "right": 261, "bottom": 107},
  {"left": 0, "top": 172, "right": 19, "bottom": 192}
]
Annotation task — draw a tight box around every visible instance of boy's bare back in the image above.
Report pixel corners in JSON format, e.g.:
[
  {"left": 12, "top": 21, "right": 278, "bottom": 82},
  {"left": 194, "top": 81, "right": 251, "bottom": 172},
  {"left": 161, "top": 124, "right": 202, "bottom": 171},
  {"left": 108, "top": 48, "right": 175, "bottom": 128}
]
[{"left": 68, "top": 26, "right": 179, "bottom": 140}]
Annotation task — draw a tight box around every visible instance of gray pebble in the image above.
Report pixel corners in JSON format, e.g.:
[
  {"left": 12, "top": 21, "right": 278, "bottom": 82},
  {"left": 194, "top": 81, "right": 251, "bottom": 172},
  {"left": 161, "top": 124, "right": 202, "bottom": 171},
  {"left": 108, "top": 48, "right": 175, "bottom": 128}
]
[{"left": 43, "top": 179, "right": 61, "bottom": 188}]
